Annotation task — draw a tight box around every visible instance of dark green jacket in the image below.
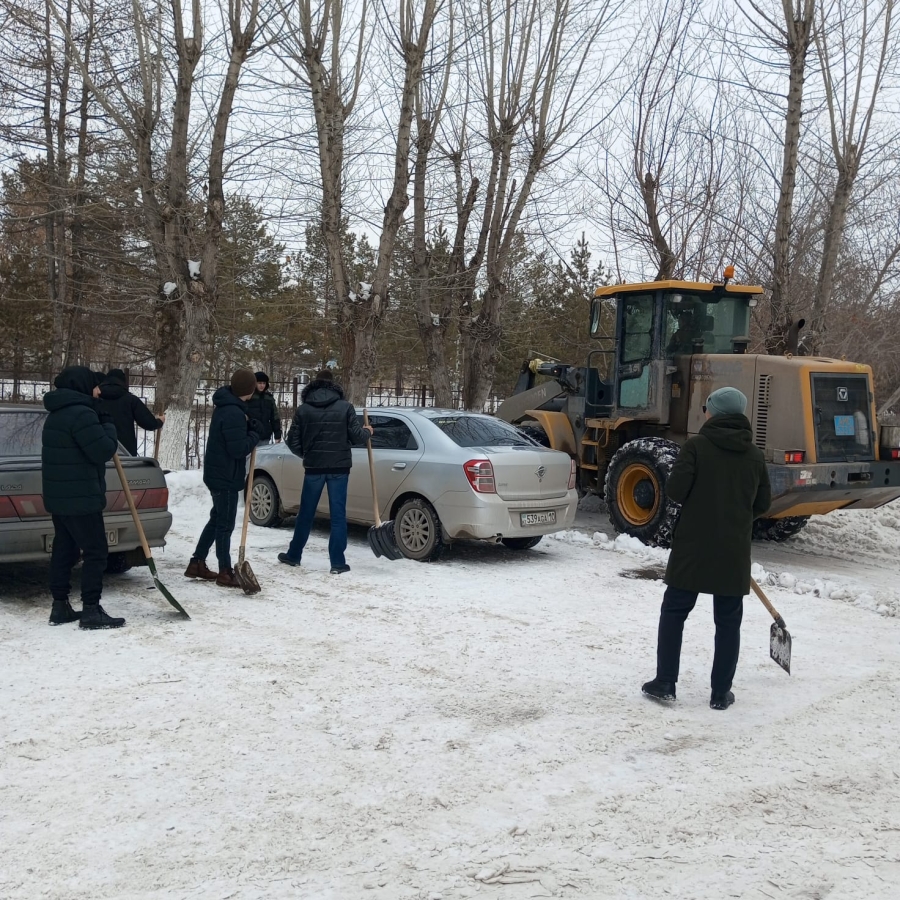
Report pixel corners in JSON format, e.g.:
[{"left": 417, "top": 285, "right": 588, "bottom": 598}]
[
  {"left": 203, "top": 386, "right": 260, "bottom": 492},
  {"left": 664, "top": 414, "right": 771, "bottom": 597},
  {"left": 42, "top": 385, "right": 119, "bottom": 516},
  {"left": 244, "top": 389, "right": 281, "bottom": 442}
]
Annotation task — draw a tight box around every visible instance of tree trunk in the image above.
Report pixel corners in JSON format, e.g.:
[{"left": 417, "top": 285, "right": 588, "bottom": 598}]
[{"left": 460, "top": 282, "right": 503, "bottom": 411}]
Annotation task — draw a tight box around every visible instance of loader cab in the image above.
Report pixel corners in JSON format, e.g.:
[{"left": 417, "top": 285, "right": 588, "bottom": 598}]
[{"left": 589, "top": 280, "right": 761, "bottom": 420}]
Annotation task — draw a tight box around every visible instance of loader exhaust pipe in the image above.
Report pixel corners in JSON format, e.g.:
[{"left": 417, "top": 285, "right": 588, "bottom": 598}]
[{"left": 786, "top": 318, "right": 805, "bottom": 356}]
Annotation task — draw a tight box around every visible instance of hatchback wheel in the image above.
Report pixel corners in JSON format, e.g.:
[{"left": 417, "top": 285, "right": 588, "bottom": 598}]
[
  {"left": 250, "top": 474, "right": 283, "bottom": 527},
  {"left": 501, "top": 536, "right": 543, "bottom": 551},
  {"left": 395, "top": 498, "right": 444, "bottom": 562}
]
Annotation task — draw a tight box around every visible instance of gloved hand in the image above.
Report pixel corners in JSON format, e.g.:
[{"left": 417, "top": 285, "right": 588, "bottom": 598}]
[{"left": 248, "top": 418, "right": 264, "bottom": 435}]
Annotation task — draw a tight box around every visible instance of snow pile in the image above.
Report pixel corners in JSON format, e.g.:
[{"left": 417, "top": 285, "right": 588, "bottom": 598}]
[{"left": 792, "top": 501, "right": 900, "bottom": 564}]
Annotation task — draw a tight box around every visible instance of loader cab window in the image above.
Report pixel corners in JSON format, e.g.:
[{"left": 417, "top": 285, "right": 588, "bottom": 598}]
[
  {"left": 618, "top": 293, "right": 654, "bottom": 409},
  {"left": 665, "top": 294, "right": 752, "bottom": 355}
]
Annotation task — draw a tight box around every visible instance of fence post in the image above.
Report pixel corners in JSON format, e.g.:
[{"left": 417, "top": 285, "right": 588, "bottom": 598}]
[{"left": 293, "top": 377, "right": 298, "bottom": 410}]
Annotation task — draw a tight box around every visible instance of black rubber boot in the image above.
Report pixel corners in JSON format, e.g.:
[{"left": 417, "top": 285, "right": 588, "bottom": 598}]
[
  {"left": 330, "top": 565, "right": 351, "bottom": 575},
  {"left": 710, "top": 690, "right": 735, "bottom": 711},
  {"left": 49, "top": 599, "right": 81, "bottom": 626},
  {"left": 642, "top": 678, "right": 677, "bottom": 702},
  {"left": 79, "top": 604, "right": 126, "bottom": 630}
]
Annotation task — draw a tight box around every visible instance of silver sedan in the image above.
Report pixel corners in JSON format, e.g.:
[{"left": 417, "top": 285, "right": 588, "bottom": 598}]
[{"left": 249, "top": 408, "right": 578, "bottom": 561}]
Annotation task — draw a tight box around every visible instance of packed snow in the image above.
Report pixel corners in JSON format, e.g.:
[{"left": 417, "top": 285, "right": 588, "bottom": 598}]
[{"left": 1, "top": 475, "right": 899, "bottom": 899}]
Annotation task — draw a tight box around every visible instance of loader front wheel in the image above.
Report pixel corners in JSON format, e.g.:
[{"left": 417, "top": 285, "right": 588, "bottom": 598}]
[
  {"left": 605, "top": 438, "right": 681, "bottom": 548},
  {"left": 752, "top": 516, "right": 810, "bottom": 542}
]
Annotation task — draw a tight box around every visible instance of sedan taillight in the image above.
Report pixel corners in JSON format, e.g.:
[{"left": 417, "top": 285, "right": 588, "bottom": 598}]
[
  {"left": 137, "top": 487, "right": 169, "bottom": 510},
  {"left": 0, "top": 496, "right": 18, "bottom": 518},
  {"left": 464, "top": 459, "right": 496, "bottom": 493},
  {"left": 568, "top": 458, "right": 577, "bottom": 491}
]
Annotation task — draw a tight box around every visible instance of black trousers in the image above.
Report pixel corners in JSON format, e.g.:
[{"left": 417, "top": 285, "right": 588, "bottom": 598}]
[
  {"left": 49, "top": 512, "right": 108, "bottom": 607},
  {"left": 656, "top": 586, "right": 743, "bottom": 693},
  {"left": 193, "top": 489, "right": 239, "bottom": 571}
]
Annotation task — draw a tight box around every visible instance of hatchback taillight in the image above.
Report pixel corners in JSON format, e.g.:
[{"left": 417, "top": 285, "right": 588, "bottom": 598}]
[
  {"left": 464, "top": 459, "right": 496, "bottom": 493},
  {"left": 137, "top": 487, "right": 169, "bottom": 509},
  {"left": 568, "top": 458, "right": 577, "bottom": 490}
]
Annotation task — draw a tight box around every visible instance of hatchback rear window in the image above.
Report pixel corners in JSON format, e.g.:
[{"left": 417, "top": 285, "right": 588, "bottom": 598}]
[
  {"left": 430, "top": 415, "right": 536, "bottom": 448},
  {"left": 0, "top": 411, "right": 46, "bottom": 457}
]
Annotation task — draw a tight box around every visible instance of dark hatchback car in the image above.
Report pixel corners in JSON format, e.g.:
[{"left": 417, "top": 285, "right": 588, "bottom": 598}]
[{"left": 0, "top": 404, "right": 172, "bottom": 570}]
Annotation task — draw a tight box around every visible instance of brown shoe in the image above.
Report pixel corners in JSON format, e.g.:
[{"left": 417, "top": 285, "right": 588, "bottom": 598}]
[
  {"left": 184, "top": 558, "right": 218, "bottom": 580},
  {"left": 216, "top": 567, "right": 240, "bottom": 588}
]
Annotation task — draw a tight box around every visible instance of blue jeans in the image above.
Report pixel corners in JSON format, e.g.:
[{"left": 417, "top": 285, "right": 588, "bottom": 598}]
[
  {"left": 287, "top": 473, "right": 349, "bottom": 568},
  {"left": 193, "top": 489, "right": 240, "bottom": 571}
]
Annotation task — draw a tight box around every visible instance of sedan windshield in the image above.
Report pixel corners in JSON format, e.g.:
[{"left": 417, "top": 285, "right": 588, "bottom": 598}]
[
  {"left": 0, "top": 411, "right": 45, "bottom": 457},
  {"left": 430, "top": 415, "right": 536, "bottom": 448}
]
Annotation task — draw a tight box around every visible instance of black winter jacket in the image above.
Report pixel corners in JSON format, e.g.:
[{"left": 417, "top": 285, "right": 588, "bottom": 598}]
[
  {"left": 286, "top": 379, "right": 369, "bottom": 473},
  {"left": 664, "top": 414, "right": 772, "bottom": 597},
  {"left": 42, "top": 370, "right": 119, "bottom": 516},
  {"left": 98, "top": 378, "right": 162, "bottom": 456},
  {"left": 203, "top": 386, "right": 260, "bottom": 492},
  {"left": 244, "top": 389, "right": 282, "bottom": 442}
]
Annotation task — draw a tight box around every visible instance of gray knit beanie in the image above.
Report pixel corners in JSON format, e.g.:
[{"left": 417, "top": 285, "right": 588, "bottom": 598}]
[{"left": 706, "top": 386, "right": 748, "bottom": 417}]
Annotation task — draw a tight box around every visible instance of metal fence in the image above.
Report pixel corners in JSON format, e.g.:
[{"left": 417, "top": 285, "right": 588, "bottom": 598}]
[{"left": 1, "top": 371, "right": 503, "bottom": 469}]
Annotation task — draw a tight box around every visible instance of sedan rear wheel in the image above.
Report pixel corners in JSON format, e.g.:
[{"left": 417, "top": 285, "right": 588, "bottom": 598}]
[
  {"left": 501, "top": 536, "right": 543, "bottom": 551},
  {"left": 250, "top": 474, "right": 283, "bottom": 528},
  {"left": 395, "top": 498, "right": 444, "bottom": 562}
]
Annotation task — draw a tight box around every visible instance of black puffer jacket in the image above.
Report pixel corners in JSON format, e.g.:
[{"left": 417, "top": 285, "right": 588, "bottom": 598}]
[
  {"left": 665, "top": 414, "right": 771, "bottom": 597},
  {"left": 286, "top": 379, "right": 369, "bottom": 473},
  {"left": 98, "top": 374, "right": 162, "bottom": 456},
  {"left": 42, "top": 366, "right": 119, "bottom": 516},
  {"left": 203, "top": 386, "right": 260, "bottom": 492},
  {"left": 244, "top": 390, "right": 281, "bottom": 442}
]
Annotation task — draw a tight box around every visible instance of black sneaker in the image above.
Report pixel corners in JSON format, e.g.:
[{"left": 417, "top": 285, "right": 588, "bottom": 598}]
[
  {"left": 710, "top": 690, "right": 735, "bottom": 711},
  {"left": 79, "top": 605, "right": 126, "bottom": 630},
  {"left": 278, "top": 553, "right": 301, "bottom": 567},
  {"left": 642, "top": 678, "right": 677, "bottom": 702},
  {"left": 330, "top": 565, "right": 351, "bottom": 575},
  {"left": 49, "top": 599, "right": 81, "bottom": 626}
]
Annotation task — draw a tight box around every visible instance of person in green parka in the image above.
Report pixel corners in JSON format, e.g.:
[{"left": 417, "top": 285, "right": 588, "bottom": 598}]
[{"left": 642, "top": 386, "right": 771, "bottom": 711}]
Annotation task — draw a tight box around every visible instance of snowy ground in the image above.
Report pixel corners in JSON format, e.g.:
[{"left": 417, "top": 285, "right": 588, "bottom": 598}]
[{"left": 2, "top": 476, "right": 899, "bottom": 900}]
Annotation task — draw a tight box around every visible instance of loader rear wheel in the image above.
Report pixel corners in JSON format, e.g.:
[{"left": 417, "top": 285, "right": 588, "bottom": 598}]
[
  {"left": 752, "top": 516, "right": 810, "bottom": 542},
  {"left": 605, "top": 438, "right": 681, "bottom": 548}
]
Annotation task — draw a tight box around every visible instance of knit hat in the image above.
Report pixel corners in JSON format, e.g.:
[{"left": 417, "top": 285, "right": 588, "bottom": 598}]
[
  {"left": 106, "top": 368, "right": 128, "bottom": 387},
  {"left": 706, "top": 386, "right": 748, "bottom": 417},
  {"left": 230, "top": 368, "right": 258, "bottom": 397},
  {"left": 54, "top": 366, "right": 97, "bottom": 397},
  {"left": 254, "top": 371, "right": 269, "bottom": 388},
  {"left": 315, "top": 369, "right": 334, "bottom": 383}
]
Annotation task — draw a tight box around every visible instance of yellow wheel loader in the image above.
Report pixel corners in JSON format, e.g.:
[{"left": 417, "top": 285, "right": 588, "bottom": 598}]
[{"left": 496, "top": 270, "right": 900, "bottom": 547}]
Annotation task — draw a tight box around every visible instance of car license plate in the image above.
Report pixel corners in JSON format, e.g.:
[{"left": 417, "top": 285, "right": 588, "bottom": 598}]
[
  {"left": 520, "top": 510, "right": 556, "bottom": 527},
  {"left": 44, "top": 530, "right": 119, "bottom": 553}
]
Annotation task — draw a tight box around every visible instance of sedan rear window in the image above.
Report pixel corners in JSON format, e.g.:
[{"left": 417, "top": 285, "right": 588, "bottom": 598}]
[
  {"left": 0, "top": 411, "right": 46, "bottom": 457},
  {"left": 430, "top": 415, "right": 536, "bottom": 448}
]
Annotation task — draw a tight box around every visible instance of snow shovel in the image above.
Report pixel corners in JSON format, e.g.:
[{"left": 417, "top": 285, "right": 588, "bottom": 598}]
[
  {"left": 234, "top": 447, "right": 261, "bottom": 594},
  {"left": 112, "top": 454, "right": 190, "bottom": 619},
  {"left": 750, "top": 577, "right": 791, "bottom": 675},
  {"left": 363, "top": 410, "right": 402, "bottom": 560},
  {"left": 153, "top": 426, "right": 162, "bottom": 460}
]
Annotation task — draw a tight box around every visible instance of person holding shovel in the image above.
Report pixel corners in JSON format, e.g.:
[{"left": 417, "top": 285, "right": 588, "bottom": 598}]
[
  {"left": 42, "top": 366, "right": 125, "bottom": 629},
  {"left": 184, "top": 369, "right": 260, "bottom": 588},
  {"left": 278, "top": 369, "right": 372, "bottom": 574},
  {"left": 97, "top": 368, "right": 165, "bottom": 456},
  {"left": 641, "top": 386, "right": 771, "bottom": 711}
]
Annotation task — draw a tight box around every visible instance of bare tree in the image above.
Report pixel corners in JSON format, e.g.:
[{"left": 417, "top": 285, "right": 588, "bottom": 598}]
[
  {"left": 52, "top": 0, "right": 266, "bottom": 468},
  {"left": 454, "top": 0, "right": 619, "bottom": 410},
  {"left": 806, "top": 0, "right": 897, "bottom": 352},
  {"left": 274, "top": 0, "right": 442, "bottom": 404}
]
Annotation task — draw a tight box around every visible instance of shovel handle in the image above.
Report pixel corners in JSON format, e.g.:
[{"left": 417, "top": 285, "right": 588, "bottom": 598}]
[
  {"left": 363, "top": 409, "right": 382, "bottom": 527},
  {"left": 153, "top": 425, "right": 162, "bottom": 460},
  {"left": 113, "top": 453, "right": 153, "bottom": 561},
  {"left": 241, "top": 447, "right": 257, "bottom": 552},
  {"left": 750, "top": 577, "right": 786, "bottom": 628}
]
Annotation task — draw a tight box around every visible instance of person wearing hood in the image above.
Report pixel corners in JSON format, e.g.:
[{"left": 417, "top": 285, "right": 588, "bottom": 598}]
[
  {"left": 278, "top": 369, "right": 372, "bottom": 574},
  {"left": 184, "top": 369, "right": 261, "bottom": 587},
  {"left": 244, "top": 372, "right": 282, "bottom": 443},
  {"left": 642, "top": 386, "right": 771, "bottom": 711},
  {"left": 42, "top": 365, "right": 126, "bottom": 629},
  {"left": 98, "top": 369, "right": 165, "bottom": 456}
]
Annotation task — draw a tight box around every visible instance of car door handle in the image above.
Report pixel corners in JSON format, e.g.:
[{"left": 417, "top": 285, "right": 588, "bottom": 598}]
[{"left": 392, "top": 462, "right": 407, "bottom": 470}]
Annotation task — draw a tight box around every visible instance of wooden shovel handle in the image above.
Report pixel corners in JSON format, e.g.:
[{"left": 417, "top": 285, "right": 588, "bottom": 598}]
[
  {"left": 241, "top": 447, "right": 257, "bottom": 551},
  {"left": 153, "top": 425, "right": 162, "bottom": 460},
  {"left": 113, "top": 453, "right": 153, "bottom": 561},
  {"left": 363, "top": 409, "right": 382, "bottom": 527},
  {"left": 750, "top": 576, "right": 786, "bottom": 627}
]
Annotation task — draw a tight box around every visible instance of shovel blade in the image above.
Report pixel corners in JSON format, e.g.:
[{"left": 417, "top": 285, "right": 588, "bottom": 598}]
[
  {"left": 146, "top": 558, "right": 191, "bottom": 619},
  {"left": 770, "top": 621, "right": 792, "bottom": 674},
  {"left": 235, "top": 560, "right": 261, "bottom": 595},
  {"left": 368, "top": 521, "right": 402, "bottom": 561}
]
